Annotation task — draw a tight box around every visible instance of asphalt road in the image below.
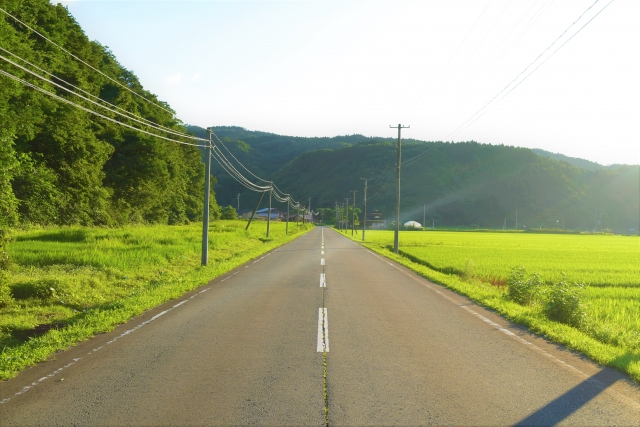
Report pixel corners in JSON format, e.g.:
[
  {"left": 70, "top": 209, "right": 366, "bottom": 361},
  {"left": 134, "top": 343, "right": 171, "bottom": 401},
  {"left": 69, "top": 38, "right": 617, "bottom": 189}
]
[{"left": 2, "top": 226, "right": 639, "bottom": 426}]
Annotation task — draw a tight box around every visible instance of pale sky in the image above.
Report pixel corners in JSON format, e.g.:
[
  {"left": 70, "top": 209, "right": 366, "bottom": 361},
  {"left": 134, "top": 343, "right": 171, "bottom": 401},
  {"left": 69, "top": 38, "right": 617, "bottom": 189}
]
[{"left": 53, "top": 0, "right": 639, "bottom": 166}]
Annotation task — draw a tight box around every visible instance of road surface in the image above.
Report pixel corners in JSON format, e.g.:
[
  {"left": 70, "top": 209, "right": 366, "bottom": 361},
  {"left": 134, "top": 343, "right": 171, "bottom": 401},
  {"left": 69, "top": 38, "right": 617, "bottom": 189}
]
[{"left": 2, "top": 227, "right": 639, "bottom": 425}]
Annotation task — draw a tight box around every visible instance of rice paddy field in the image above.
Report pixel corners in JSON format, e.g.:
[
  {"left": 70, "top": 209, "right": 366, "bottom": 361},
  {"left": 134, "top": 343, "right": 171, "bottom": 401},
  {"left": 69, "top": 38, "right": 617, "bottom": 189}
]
[
  {"left": 0, "top": 220, "right": 312, "bottom": 380},
  {"left": 349, "top": 229, "right": 640, "bottom": 381}
]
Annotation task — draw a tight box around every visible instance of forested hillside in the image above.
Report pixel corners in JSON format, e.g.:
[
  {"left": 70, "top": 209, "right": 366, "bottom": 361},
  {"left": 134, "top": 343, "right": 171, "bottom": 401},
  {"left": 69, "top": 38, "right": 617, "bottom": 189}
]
[
  {"left": 272, "top": 141, "right": 639, "bottom": 232},
  {"left": 0, "top": 0, "right": 213, "bottom": 227},
  {"left": 193, "top": 125, "right": 638, "bottom": 233}
]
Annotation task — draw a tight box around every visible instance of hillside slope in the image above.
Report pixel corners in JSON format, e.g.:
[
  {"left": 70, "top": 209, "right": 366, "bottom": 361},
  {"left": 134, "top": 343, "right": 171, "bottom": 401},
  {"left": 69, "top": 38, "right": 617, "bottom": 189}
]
[{"left": 272, "top": 141, "right": 639, "bottom": 232}]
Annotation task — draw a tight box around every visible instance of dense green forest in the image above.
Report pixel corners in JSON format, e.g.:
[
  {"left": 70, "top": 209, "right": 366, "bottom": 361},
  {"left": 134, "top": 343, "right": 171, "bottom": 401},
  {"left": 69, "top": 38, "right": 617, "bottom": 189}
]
[
  {"left": 0, "top": 0, "right": 215, "bottom": 228},
  {"left": 197, "top": 125, "right": 638, "bottom": 233}
]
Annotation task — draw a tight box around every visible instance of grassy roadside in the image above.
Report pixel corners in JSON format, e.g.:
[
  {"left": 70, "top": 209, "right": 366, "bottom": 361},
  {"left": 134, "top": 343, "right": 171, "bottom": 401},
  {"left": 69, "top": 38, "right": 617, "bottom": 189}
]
[
  {"left": 1, "top": 221, "right": 313, "bottom": 380},
  {"left": 338, "top": 229, "right": 640, "bottom": 383}
]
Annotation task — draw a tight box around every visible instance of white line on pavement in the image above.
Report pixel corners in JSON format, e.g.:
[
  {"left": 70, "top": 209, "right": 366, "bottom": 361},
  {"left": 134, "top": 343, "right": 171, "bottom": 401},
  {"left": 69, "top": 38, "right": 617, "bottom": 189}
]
[
  {"left": 317, "top": 308, "right": 329, "bottom": 352},
  {"left": 321, "top": 258, "right": 325, "bottom": 266},
  {"left": 320, "top": 273, "right": 326, "bottom": 288},
  {"left": 360, "top": 247, "right": 640, "bottom": 411}
]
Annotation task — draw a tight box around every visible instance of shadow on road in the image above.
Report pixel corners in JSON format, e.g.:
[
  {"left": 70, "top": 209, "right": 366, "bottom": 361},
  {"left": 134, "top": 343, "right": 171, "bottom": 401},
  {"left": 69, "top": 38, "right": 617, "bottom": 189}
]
[{"left": 514, "top": 368, "right": 620, "bottom": 426}]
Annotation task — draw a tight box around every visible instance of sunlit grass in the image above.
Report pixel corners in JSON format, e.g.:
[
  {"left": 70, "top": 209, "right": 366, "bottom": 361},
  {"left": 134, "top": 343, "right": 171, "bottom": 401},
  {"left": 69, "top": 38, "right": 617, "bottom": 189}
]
[{"left": 1, "top": 220, "right": 312, "bottom": 380}]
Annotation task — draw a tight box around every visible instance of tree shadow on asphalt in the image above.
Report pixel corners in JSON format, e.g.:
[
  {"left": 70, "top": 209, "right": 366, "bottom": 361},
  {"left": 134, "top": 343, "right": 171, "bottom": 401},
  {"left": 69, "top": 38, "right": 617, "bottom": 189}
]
[{"left": 514, "top": 358, "right": 636, "bottom": 426}]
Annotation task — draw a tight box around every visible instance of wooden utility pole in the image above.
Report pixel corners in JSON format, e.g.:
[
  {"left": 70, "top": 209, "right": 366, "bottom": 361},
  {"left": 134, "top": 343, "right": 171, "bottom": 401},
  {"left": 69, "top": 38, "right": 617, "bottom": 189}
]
[
  {"left": 390, "top": 124, "right": 409, "bottom": 254},
  {"left": 361, "top": 178, "right": 368, "bottom": 241},
  {"left": 285, "top": 194, "right": 290, "bottom": 235},
  {"left": 246, "top": 191, "right": 265, "bottom": 231},
  {"left": 344, "top": 198, "right": 349, "bottom": 233},
  {"left": 202, "top": 128, "right": 212, "bottom": 266},
  {"left": 266, "top": 182, "right": 272, "bottom": 238},
  {"left": 350, "top": 190, "right": 358, "bottom": 236}
]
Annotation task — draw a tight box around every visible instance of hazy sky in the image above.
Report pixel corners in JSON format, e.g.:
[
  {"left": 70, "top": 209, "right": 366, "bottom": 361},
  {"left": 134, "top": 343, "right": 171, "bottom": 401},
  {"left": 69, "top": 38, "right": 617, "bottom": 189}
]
[{"left": 53, "top": 0, "right": 638, "bottom": 166}]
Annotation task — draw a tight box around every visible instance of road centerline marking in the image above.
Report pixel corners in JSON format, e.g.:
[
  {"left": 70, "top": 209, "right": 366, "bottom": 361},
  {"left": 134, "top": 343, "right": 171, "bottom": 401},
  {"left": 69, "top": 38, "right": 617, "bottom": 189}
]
[
  {"left": 321, "top": 258, "right": 325, "bottom": 266},
  {"left": 320, "top": 273, "right": 326, "bottom": 288},
  {"left": 317, "top": 308, "right": 329, "bottom": 352}
]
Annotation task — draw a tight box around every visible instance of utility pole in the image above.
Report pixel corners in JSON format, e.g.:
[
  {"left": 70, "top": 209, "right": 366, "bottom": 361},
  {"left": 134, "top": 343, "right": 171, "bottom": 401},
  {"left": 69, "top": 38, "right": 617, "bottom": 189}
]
[
  {"left": 345, "top": 198, "right": 349, "bottom": 233},
  {"left": 390, "top": 124, "right": 409, "bottom": 254},
  {"left": 361, "top": 178, "right": 368, "bottom": 241},
  {"left": 202, "top": 128, "right": 212, "bottom": 266},
  {"left": 515, "top": 209, "right": 518, "bottom": 231},
  {"left": 236, "top": 193, "right": 240, "bottom": 215},
  {"left": 246, "top": 191, "right": 265, "bottom": 231},
  {"left": 350, "top": 190, "right": 358, "bottom": 236},
  {"left": 266, "top": 183, "right": 272, "bottom": 238},
  {"left": 309, "top": 197, "right": 311, "bottom": 225},
  {"left": 335, "top": 202, "right": 338, "bottom": 230},
  {"left": 285, "top": 195, "right": 290, "bottom": 235},
  {"left": 423, "top": 204, "right": 426, "bottom": 229}
]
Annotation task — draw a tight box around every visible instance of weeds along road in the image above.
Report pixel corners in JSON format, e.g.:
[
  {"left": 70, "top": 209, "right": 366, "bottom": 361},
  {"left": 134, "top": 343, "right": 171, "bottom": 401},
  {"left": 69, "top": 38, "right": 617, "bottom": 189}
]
[{"left": 2, "top": 227, "right": 640, "bottom": 425}]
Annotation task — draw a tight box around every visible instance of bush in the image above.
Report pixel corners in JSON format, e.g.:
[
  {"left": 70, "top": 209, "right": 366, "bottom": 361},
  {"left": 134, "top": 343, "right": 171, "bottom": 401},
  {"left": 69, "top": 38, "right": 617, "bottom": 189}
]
[
  {"left": 463, "top": 259, "right": 476, "bottom": 280},
  {"left": 220, "top": 205, "right": 237, "bottom": 220},
  {"left": 507, "top": 266, "right": 544, "bottom": 306},
  {"left": 544, "top": 277, "right": 588, "bottom": 328}
]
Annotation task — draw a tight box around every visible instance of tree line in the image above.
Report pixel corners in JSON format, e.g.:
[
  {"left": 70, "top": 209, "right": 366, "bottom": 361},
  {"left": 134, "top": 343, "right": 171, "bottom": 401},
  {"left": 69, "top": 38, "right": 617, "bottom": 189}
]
[{"left": 1, "top": 0, "right": 219, "bottom": 228}]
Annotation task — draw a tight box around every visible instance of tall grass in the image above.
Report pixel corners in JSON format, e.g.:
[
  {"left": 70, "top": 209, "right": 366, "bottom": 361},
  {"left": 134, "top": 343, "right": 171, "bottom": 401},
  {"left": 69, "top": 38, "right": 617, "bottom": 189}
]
[{"left": 1, "top": 220, "right": 312, "bottom": 380}]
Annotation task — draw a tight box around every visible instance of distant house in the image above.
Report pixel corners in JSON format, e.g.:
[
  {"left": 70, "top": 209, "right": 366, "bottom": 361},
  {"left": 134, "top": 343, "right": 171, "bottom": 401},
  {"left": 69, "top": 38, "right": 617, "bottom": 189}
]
[
  {"left": 366, "top": 210, "right": 386, "bottom": 229},
  {"left": 255, "top": 208, "right": 281, "bottom": 221},
  {"left": 286, "top": 213, "right": 313, "bottom": 222},
  {"left": 239, "top": 209, "right": 253, "bottom": 219}
]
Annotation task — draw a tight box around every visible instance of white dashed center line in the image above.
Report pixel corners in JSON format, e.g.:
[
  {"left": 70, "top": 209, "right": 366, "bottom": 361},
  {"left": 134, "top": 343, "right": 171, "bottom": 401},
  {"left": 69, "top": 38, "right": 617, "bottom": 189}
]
[{"left": 317, "top": 308, "right": 329, "bottom": 352}]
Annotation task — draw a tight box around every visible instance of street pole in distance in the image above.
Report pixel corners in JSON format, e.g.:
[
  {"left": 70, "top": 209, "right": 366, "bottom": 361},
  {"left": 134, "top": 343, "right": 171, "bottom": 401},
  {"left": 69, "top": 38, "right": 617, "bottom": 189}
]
[{"left": 390, "top": 124, "right": 409, "bottom": 254}]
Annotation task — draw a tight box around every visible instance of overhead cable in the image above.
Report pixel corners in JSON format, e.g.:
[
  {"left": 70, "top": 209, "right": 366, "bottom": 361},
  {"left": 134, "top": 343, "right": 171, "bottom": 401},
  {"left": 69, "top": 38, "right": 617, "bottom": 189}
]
[
  {"left": 0, "top": 51, "right": 206, "bottom": 143},
  {"left": 0, "top": 46, "right": 206, "bottom": 142},
  {"left": 210, "top": 130, "right": 271, "bottom": 183},
  {"left": 446, "top": 0, "right": 607, "bottom": 140},
  {"left": 0, "top": 7, "right": 177, "bottom": 118},
  {"left": 0, "top": 68, "right": 205, "bottom": 148}
]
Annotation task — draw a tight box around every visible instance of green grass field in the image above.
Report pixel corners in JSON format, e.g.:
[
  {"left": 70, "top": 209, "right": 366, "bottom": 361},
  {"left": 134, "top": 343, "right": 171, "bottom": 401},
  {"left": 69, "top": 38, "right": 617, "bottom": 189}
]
[
  {"left": 0, "top": 220, "right": 312, "bottom": 380},
  {"left": 343, "top": 229, "right": 640, "bottom": 382}
]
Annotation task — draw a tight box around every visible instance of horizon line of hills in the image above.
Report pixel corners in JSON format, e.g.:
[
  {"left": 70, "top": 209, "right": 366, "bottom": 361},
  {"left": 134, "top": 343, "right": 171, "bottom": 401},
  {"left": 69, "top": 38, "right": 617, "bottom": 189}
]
[
  {"left": 188, "top": 125, "right": 639, "bottom": 233},
  {"left": 1, "top": 0, "right": 637, "bottom": 233}
]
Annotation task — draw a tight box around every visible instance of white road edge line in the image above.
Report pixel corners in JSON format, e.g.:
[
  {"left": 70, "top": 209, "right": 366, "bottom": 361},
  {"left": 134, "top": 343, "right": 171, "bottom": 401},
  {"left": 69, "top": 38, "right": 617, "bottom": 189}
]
[
  {"left": 357, "top": 242, "right": 640, "bottom": 411},
  {"left": 0, "top": 283, "right": 217, "bottom": 405}
]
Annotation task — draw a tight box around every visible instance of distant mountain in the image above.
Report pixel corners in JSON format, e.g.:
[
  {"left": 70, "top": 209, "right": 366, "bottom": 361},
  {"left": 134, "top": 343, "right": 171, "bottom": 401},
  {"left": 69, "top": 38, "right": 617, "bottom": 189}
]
[
  {"left": 186, "top": 126, "right": 638, "bottom": 232},
  {"left": 272, "top": 141, "right": 639, "bottom": 232},
  {"left": 532, "top": 149, "right": 625, "bottom": 170}
]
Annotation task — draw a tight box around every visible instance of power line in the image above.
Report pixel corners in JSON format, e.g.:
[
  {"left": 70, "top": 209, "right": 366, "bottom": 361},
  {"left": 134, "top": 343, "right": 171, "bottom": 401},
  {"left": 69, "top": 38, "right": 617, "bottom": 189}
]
[
  {"left": 0, "top": 7, "right": 177, "bottom": 118},
  {"left": 461, "top": 0, "right": 614, "bottom": 134},
  {"left": 1, "top": 7, "right": 306, "bottom": 215},
  {"left": 445, "top": 0, "right": 607, "bottom": 140},
  {"left": 413, "top": 0, "right": 493, "bottom": 105},
  {"left": 460, "top": 0, "right": 515, "bottom": 69},
  {"left": 0, "top": 67, "right": 205, "bottom": 148},
  {"left": 0, "top": 46, "right": 205, "bottom": 143},
  {"left": 210, "top": 130, "right": 271, "bottom": 183},
  {"left": 497, "top": 0, "right": 556, "bottom": 61},
  {"left": 0, "top": 51, "right": 206, "bottom": 143}
]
